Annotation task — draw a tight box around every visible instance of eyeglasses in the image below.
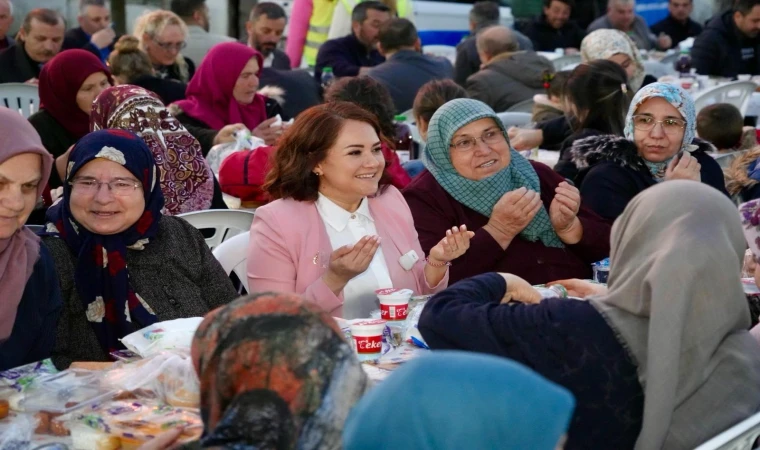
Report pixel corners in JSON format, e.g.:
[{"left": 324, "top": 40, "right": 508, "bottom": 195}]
[
  {"left": 155, "top": 40, "right": 186, "bottom": 51},
  {"left": 70, "top": 178, "right": 142, "bottom": 196},
  {"left": 449, "top": 129, "right": 506, "bottom": 153},
  {"left": 631, "top": 115, "right": 687, "bottom": 135}
]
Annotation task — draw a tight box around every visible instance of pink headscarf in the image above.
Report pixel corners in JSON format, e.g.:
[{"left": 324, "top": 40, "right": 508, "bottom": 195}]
[
  {"left": 174, "top": 42, "right": 268, "bottom": 131},
  {"left": 0, "top": 107, "right": 53, "bottom": 341}
]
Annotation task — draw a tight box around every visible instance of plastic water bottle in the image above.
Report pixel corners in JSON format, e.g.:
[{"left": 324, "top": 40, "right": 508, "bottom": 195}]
[
  {"left": 321, "top": 67, "right": 335, "bottom": 89},
  {"left": 674, "top": 49, "right": 692, "bottom": 76}
]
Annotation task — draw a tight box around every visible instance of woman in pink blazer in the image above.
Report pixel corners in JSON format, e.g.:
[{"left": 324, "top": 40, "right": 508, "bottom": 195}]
[{"left": 247, "top": 102, "right": 473, "bottom": 318}]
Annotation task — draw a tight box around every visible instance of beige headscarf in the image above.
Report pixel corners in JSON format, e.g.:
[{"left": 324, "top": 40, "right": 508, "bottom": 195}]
[
  {"left": 581, "top": 29, "right": 646, "bottom": 91},
  {"left": 589, "top": 180, "right": 760, "bottom": 450}
]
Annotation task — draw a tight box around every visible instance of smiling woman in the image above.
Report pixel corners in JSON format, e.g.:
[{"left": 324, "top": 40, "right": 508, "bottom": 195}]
[
  {"left": 41, "top": 129, "right": 237, "bottom": 369},
  {"left": 403, "top": 98, "right": 611, "bottom": 285},
  {"left": 0, "top": 107, "right": 62, "bottom": 371},
  {"left": 248, "top": 102, "right": 473, "bottom": 319},
  {"left": 569, "top": 82, "right": 729, "bottom": 222}
]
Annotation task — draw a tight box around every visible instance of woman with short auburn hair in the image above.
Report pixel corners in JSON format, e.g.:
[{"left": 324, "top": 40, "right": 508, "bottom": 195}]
[{"left": 249, "top": 102, "right": 473, "bottom": 319}]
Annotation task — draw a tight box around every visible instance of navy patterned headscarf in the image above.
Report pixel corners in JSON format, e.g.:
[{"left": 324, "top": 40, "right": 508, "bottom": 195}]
[{"left": 45, "top": 129, "right": 165, "bottom": 355}]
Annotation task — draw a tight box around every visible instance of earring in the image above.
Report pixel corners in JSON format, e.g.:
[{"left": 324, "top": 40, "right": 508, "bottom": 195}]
[{"left": 313, "top": 171, "right": 321, "bottom": 176}]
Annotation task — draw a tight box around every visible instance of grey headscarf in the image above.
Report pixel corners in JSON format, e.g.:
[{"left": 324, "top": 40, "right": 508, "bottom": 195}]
[{"left": 588, "top": 181, "right": 760, "bottom": 450}]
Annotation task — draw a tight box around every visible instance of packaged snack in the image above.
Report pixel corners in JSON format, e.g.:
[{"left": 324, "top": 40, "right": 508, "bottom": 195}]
[
  {"left": 21, "top": 369, "right": 115, "bottom": 414},
  {"left": 0, "top": 413, "right": 34, "bottom": 450},
  {"left": 0, "top": 359, "right": 57, "bottom": 393},
  {"left": 120, "top": 318, "right": 203, "bottom": 358},
  {"left": 104, "top": 352, "right": 199, "bottom": 409},
  {"left": 72, "top": 401, "right": 202, "bottom": 449}
]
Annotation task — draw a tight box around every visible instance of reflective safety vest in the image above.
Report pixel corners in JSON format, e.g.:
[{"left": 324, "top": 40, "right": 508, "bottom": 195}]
[
  {"left": 304, "top": 0, "right": 340, "bottom": 67},
  {"left": 340, "top": 0, "right": 412, "bottom": 20}
]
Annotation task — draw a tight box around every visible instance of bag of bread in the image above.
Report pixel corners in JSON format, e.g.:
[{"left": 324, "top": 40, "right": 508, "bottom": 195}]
[{"left": 103, "top": 352, "right": 199, "bottom": 408}]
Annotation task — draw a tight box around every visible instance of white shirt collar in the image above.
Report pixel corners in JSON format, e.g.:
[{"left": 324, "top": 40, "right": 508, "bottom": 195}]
[
  {"left": 316, "top": 194, "right": 373, "bottom": 232},
  {"left": 263, "top": 52, "right": 274, "bottom": 68}
]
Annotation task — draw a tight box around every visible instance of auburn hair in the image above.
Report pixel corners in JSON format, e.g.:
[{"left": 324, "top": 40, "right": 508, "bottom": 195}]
[{"left": 265, "top": 102, "right": 391, "bottom": 201}]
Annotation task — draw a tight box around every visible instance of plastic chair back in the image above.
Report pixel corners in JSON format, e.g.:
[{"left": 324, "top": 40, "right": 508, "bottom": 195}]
[
  {"left": 552, "top": 54, "right": 581, "bottom": 71},
  {"left": 422, "top": 45, "right": 457, "bottom": 63},
  {"left": 694, "top": 411, "right": 760, "bottom": 450},
  {"left": 693, "top": 81, "right": 758, "bottom": 114},
  {"left": 212, "top": 231, "right": 250, "bottom": 294},
  {"left": 506, "top": 98, "right": 535, "bottom": 113},
  {"left": 177, "top": 209, "right": 255, "bottom": 250},
  {"left": 0, "top": 83, "right": 40, "bottom": 118},
  {"left": 497, "top": 111, "right": 532, "bottom": 128}
]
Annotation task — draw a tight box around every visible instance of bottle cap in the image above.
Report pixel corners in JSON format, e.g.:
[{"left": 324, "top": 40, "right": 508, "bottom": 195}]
[
  {"left": 323, "top": 67, "right": 333, "bottom": 73},
  {"left": 394, "top": 115, "right": 406, "bottom": 122}
]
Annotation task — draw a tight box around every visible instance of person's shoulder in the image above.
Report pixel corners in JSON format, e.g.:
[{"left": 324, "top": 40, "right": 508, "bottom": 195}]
[
  {"left": 256, "top": 197, "right": 313, "bottom": 218},
  {"left": 403, "top": 169, "right": 451, "bottom": 200},
  {"left": 63, "top": 27, "right": 85, "bottom": 40},
  {"left": 41, "top": 234, "right": 74, "bottom": 267},
  {"left": 156, "top": 215, "right": 207, "bottom": 248},
  {"left": 587, "top": 15, "right": 607, "bottom": 30},
  {"left": 530, "top": 160, "right": 564, "bottom": 183}
]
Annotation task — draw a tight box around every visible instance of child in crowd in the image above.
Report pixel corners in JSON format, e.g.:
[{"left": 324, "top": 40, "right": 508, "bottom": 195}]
[
  {"left": 531, "top": 71, "right": 569, "bottom": 123},
  {"left": 697, "top": 103, "right": 757, "bottom": 153}
]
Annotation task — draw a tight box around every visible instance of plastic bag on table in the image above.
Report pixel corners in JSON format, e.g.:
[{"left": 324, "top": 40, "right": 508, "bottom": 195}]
[
  {"left": 119, "top": 318, "right": 203, "bottom": 359},
  {"left": 71, "top": 400, "right": 202, "bottom": 450},
  {"left": 402, "top": 300, "right": 429, "bottom": 349},
  {"left": 0, "top": 414, "right": 34, "bottom": 450},
  {"left": 103, "top": 352, "right": 199, "bottom": 409},
  {"left": 205, "top": 128, "right": 265, "bottom": 176},
  {"left": 20, "top": 369, "right": 115, "bottom": 415}
]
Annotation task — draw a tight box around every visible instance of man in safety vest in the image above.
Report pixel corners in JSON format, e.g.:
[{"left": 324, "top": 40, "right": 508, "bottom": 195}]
[
  {"left": 314, "top": 1, "right": 391, "bottom": 81},
  {"left": 285, "top": 0, "right": 340, "bottom": 68},
  {"left": 328, "top": 0, "right": 413, "bottom": 39}
]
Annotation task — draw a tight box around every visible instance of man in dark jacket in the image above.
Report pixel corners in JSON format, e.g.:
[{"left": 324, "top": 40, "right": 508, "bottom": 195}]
[
  {"left": 246, "top": 2, "right": 291, "bottom": 70},
  {"left": 692, "top": 0, "right": 760, "bottom": 77},
  {"left": 368, "top": 18, "right": 453, "bottom": 113},
  {"left": 466, "top": 25, "right": 554, "bottom": 112},
  {"left": 315, "top": 1, "right": 390, "bottom": 82},
  {"left": 455, "top": 1, "right": 534, "bottom": 86},
  {"left": 61, "top": 0, "right": 117, "bottom": 63},
  {"left": 649, "top": 0, "right": 703, "bottom": 49},
  {"left": 523, "top": 0, "right": 585, "bottom": 51},
  {"left": 0, "top": 8, "right": 64, "bottom": 84},
  {"left": 0, "top": 0, "right": 14, "bottom": 51}
]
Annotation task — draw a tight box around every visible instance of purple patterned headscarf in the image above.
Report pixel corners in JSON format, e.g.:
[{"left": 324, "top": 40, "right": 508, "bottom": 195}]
[{"left": 90, "top": 85, "right": 214, "bottom": 215}]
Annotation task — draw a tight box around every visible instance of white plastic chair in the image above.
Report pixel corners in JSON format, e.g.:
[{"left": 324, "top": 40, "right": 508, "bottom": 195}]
[
  {"left": 178, "top": 209, "right": 255, "bottom": 250},
  {"left": 497, "top": 111, "right": 532, "bottom": 128},
  {"left": 506, "top": 98, "right": 535, "bottom": 113},
  {"left": 694, "top": 411, "right": 760, "bottom": 450},
  {"left": 659, "top": 51, "right": 679, "bottom": 66},
  {"left": 693, "top": 81, "right": 758, "bottom": 114},
  {"left": 212, "top": 231, "right": 250, "bottom": 294},
  {"left": 422, "top": 45, "right": 457, "bottom": 63},
  {"left": 0, "top": 83, "right": 40, "bottom": 118},
  {"left": 552, "top": 54, "right": 581, "bottom": 71}
]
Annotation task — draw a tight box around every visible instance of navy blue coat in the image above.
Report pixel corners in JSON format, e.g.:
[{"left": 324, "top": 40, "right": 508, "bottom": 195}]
[
  {"left": 367, "top": 50, "right": 453, "bottom": 113},
  {"left": 568, "top": 135, "right": 729, "bottom": 222},
  {"left": 0, "top": 242, "right": 62, "bottom": 371},
  {"left": 419, "top": 273, "right": 644, "bottom": 450},
  {"left": 314, "top": 33, "right": 385, "bottom": 82}
]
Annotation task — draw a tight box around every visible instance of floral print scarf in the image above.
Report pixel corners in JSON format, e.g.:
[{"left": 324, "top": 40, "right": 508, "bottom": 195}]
[{"left": 91, "top": 85, "right": 214, "bottom": 215}]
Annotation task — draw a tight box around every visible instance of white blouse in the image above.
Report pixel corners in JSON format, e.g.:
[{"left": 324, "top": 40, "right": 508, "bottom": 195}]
[{"left": 316, "top": 194, "right": 393, "bottom": 319}]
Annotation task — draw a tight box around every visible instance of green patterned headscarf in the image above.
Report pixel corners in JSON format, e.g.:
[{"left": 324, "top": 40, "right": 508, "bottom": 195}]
[{"left": 423, "top": 99, "right": 564, "bottom": 248}]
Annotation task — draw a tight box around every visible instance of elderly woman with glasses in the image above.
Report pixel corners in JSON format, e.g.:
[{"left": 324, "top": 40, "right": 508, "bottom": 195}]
[
  {"left": 42, "top": 129, "right": 237, "bottom": 369},
  {"left": 134, "top": 10, "right": 195, "bottom": 83},
  {"left": 403, "top": 99, "right": 611, "bottom": 286},
  {"left": 568, "top": 82, "right": 728, "bottom": 222}
]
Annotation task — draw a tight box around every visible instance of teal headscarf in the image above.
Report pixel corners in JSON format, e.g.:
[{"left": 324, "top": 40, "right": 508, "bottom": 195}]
[
  {"left": 423, "top": 99, "right": 564, "bottom": 248},
  {"left": 343, "top": 351, "right": 576, "bottom": 450},
  {"left": 624, "top": 82, "right": 697, "bottom": 179}
]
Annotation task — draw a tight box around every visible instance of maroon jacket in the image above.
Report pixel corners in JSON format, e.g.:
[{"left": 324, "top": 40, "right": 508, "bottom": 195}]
[{"left": 402, "top": 162, "right": 611, "bottom": 285}]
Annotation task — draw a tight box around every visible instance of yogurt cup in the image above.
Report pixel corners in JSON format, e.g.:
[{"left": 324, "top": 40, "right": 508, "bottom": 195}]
[
  {"left": 376, "top": 288, "right": 413, "bottom": 322},
  {"left": 350, "top": 319, "right": 387, "bottom": 361}
]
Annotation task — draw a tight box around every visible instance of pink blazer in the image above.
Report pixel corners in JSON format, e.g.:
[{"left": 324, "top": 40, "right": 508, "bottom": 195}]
[{"left": 247, "top": 186, "right": 448, "bottom": 317}]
